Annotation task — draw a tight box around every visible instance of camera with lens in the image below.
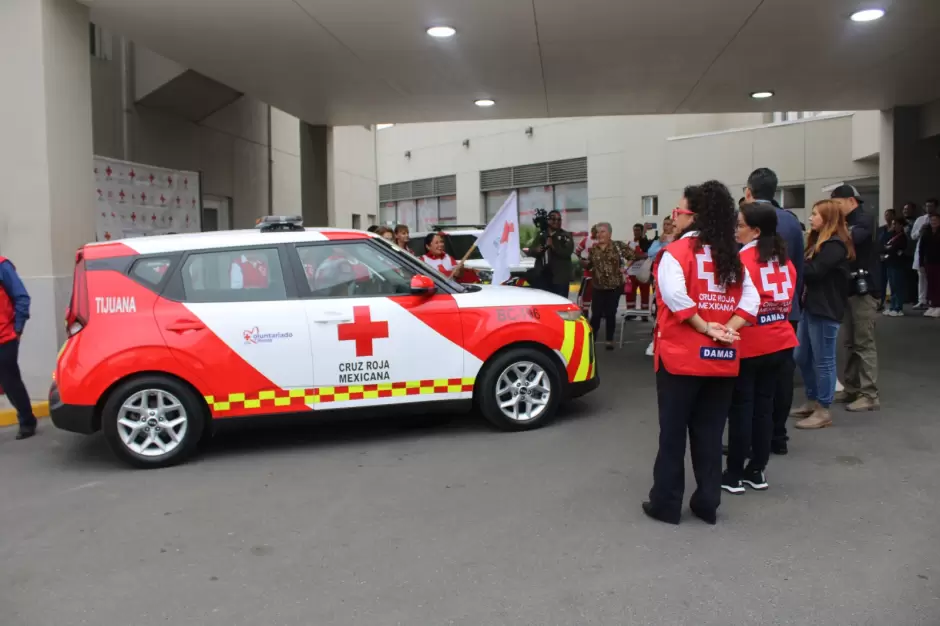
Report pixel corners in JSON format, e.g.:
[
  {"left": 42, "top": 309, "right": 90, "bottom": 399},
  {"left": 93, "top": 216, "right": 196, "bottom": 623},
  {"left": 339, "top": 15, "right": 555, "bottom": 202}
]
[
  {"left": 851, "top": 269, "right": 870, "bottom": 296},
  {"left": 532, "top": 208, "right": 550, "bottom": 246}
]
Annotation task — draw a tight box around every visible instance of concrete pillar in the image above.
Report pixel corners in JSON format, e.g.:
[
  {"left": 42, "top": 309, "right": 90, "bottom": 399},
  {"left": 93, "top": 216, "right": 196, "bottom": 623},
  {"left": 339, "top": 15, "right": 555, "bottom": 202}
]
[
  {"left": 878, "top": 110, "right": 894, "bottom": 221},
  {"left": 880, "top": 106, "right": 922, "bottom": 218},
  {"left": 300, "top": 123, "right": 330, "bottom": 226},
  {"left": 0, "top": 0, "right": 95, "bottom": 397}
]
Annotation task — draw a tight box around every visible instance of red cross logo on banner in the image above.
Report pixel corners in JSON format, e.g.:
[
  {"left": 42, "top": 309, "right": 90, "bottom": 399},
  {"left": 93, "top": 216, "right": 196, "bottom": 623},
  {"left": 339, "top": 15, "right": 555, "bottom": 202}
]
[
  {"left": 760, "top": 261, "right": 792, "bottom": 301},
  {"left": 500, "top": 221, "right": 515, "bottom": 244},
  {"left": 141, "top": 192, "right": 147, "bottom": 203},
  {"left": 105, "top": 166, "right": 112, "bottom": 178},
  {"left": 337, "top": 306, "right": 389, "bottom": 357},
  {"left": 129, "top": 169, "right": 136, "bottom": 181}
]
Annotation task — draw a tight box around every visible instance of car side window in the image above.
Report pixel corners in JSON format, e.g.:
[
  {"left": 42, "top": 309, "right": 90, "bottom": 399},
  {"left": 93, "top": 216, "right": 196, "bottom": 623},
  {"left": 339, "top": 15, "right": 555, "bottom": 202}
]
[
  {"left": 131, "top": 257, "right": 173, "bottom": 287},
  {"left": 180, "top": 247, "right": 286, "bottom": 303},
  {"left": 296, "top": 242, "right": 418, "bottom": 298}
]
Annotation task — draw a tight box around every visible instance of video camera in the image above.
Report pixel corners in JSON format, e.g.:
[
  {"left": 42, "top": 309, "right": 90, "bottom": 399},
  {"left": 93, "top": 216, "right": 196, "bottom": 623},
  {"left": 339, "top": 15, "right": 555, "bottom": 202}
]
[{"left": 532, "top": 208, "right": 550, "bottom": 247}]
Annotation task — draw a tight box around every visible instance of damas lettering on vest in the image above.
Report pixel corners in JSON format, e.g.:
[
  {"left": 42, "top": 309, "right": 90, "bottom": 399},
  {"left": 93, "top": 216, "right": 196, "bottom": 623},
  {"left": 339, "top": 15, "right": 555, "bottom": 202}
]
[
  {"left": 700, "top": 346, "right": 736, "bottom": 361},
  {"left": 95, "top": 296, "right": 137, "bottom": 314}
]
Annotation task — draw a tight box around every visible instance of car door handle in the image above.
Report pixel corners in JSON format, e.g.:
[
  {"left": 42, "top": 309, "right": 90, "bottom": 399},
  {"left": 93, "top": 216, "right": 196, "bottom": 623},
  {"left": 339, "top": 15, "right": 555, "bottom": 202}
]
[
  {"left": 311, "top": 312, "right": 352, "bottom": 324},
  {"left": 165, "top": 319, "right": 206, "bottom": 333}
]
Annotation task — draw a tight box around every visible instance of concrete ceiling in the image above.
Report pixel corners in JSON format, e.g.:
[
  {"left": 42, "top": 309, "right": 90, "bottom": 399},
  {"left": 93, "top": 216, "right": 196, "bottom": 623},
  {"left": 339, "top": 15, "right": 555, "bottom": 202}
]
[{"left": 86, "top": 0, "right": 940, "bottom": 126}]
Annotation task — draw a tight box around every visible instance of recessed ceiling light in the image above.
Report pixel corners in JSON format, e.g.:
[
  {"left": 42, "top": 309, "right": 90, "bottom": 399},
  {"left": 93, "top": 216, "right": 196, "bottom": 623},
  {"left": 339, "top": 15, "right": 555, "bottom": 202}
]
[
  {"left": 850, "top": 8, "right": 884, "bottom": 22},
  {"left": 474, "top": 99, "right": 496, "bottom": 107},
  {"left": 376, "top": 123, "right": 395, "bottom": 130},
  {"left": 426, "top": 26, "right": 456, "bottom": 38},
  {"left": 750, "top": 91, "right": 774, "bottom": 99}
]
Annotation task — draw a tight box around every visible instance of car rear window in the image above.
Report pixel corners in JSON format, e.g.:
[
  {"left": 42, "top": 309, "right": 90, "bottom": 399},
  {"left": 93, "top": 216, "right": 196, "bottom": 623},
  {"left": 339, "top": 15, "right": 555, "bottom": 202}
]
[{"left": 130, "top": 258, "right": 173, "bottom": 286}]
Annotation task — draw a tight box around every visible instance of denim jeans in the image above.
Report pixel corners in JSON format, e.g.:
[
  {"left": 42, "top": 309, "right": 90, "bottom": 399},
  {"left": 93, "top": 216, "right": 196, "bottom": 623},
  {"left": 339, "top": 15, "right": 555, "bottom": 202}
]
[
  {"left": 886, "top": 264, "right": 905, "bottom": 312},
  {"left": 795, "top": 312, "right": 840, "bottom": 408}
]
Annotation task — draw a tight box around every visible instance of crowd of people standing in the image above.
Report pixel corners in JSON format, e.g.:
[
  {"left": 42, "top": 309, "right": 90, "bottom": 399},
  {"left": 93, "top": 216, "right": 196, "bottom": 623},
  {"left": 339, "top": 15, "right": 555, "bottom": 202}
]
[{"left": 642, "top": 168, "right": 894, "bottom": 526}]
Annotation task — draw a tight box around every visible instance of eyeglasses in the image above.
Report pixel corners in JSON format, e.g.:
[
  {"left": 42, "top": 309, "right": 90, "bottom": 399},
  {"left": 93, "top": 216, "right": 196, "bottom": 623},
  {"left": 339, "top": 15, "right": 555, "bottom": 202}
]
[{"left": 671, "top": 207, "right": 695, "bottom": 221}]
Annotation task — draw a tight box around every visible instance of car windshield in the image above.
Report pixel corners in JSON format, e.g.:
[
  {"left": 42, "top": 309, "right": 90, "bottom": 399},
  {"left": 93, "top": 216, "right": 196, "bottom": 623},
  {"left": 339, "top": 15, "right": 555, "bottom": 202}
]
[{"left": 373, "top": 236, "right": 467, "bottom": 293}]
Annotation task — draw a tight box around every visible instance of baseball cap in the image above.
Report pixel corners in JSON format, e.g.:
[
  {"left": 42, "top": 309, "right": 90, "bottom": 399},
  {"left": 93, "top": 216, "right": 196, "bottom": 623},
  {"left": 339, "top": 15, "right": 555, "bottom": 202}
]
[{"left": 831, "top": 184, "right": 863, "bottom": 203}]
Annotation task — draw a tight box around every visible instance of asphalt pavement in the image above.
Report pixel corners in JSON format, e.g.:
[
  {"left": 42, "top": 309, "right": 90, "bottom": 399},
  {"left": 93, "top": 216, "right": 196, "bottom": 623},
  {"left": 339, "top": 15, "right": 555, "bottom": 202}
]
[{"left": 2, "top": 313, "right": 938, "bottom": 626}]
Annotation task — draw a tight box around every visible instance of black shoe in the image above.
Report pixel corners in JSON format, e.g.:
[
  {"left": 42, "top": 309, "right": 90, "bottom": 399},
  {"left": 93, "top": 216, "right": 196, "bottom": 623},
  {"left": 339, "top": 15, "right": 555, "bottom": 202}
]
[
  {"left": 742, "top": 467, "right": 769, "bottom": 491},
  {"left": 605, "top": 344, "right": 614, "bottom": 351},
  {"left": 721, "top": 471, "right": 745, "bottom": 495},
  {"left": 642, "top": 501, "right": 680, "bottom": 525},
  {"left": 15, "top": 428, "right": 36, "bottom": 441},
  {"left": 771, "top": 440, "right": 788, "bottom": 455},
  {"left": 689, "top": 502, "right": 717, "bottom": 525}
]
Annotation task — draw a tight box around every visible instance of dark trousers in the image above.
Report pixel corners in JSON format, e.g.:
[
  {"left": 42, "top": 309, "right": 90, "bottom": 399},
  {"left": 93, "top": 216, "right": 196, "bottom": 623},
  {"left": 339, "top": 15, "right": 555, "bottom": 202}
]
[
  {"left": 650, "top": 365, "right": 735, "bottom": 518},
  {"left": 771, "top": 321, "right": 799, "bottom": 446},
  {"left": 590, "top": 287, "right": 620, "bottom": 341},
  {"left": 0, "top": 339, "right": 36, "bottom": 430},
  {"left": 728, "top": 349, "right": 792, "bottom": 475}
]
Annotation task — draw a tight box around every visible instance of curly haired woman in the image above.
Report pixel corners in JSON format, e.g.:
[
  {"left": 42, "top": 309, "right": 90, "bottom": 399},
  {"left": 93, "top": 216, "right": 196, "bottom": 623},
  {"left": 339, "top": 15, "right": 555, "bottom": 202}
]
[{"left": 643, "top": 181, "right": 760, "bottom": 526}]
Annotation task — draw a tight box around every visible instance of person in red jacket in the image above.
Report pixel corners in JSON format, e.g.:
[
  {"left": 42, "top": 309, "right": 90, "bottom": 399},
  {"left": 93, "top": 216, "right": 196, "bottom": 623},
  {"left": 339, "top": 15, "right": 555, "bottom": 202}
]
[
  {"left": 644, "top": 181, "right": 759, "bottom": 526},
  {"left": 229, "top": 252, "right": 270, "bottom": 289},
  {"left": 722, "top": 203, "right": 798, "bottom": 495},
  {"left": 0, "top": 256, "right": 36, "bottom": 440}
]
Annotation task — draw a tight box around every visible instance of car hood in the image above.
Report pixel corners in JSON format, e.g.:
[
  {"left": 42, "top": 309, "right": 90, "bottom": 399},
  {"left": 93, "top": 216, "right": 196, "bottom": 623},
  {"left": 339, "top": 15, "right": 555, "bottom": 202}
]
[
  {"left": 462, "top": 257, "right": 535, "bottom": 272},
  {"left": 452, "top": 284, "right": 574, "bottom": 308}
]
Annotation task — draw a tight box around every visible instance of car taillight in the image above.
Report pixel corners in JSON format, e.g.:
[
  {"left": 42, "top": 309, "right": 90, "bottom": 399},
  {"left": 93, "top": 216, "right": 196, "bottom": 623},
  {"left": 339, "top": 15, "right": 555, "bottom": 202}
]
[{"left": 66, "top": 249, "right": 89, "bottom": 337}]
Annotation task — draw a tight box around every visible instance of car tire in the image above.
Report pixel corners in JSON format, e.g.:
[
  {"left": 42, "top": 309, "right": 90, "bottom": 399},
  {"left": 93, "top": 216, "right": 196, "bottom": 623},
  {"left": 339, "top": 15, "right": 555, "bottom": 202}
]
[
  {"left": 101, "top": 375, "right": 206, "bottom": 469},
  {"left": 478, "top": 347, "right": 564, "bottom": 432}
]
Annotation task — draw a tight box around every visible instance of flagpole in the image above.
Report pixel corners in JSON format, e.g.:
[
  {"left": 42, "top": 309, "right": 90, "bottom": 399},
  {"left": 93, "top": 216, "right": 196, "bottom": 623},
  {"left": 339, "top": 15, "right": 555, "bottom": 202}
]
[{"left": 458, "top": 242, "right": 478, "bottom": 264}]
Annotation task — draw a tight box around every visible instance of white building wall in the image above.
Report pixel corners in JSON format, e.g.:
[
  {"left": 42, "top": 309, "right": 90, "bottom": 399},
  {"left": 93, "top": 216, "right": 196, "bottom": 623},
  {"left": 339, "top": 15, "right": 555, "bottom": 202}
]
[
  {"left": 91, "top": 42, "right": 303, "bottom": 229},
  {"left": 377, "top": 113, "right": 879, "bottom": 233},
  {"left": 330, "top": 126, "right": 378, "bottom": 229}
]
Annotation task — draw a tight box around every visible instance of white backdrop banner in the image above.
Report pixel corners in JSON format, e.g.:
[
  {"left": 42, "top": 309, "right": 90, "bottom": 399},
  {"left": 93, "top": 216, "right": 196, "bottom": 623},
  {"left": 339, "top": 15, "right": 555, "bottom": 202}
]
[{"left": 94, "top": 156, "right": 201, "bottom": 241}]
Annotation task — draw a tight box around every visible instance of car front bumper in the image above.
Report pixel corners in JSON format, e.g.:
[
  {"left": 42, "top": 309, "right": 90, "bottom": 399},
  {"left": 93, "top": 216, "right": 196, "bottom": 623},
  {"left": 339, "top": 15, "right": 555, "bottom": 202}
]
[{"left": 48, "top": 382, "right": 97, "bottom": 434}]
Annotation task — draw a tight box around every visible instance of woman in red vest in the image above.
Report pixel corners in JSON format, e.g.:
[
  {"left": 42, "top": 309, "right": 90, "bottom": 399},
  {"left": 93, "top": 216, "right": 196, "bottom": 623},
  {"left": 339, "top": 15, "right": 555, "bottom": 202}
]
[
  {"left": 722, "top": 203, "right": 798, "bottom": 495},
  {"left": 644, "top": 181, "right": 759, "bottom": 526}
]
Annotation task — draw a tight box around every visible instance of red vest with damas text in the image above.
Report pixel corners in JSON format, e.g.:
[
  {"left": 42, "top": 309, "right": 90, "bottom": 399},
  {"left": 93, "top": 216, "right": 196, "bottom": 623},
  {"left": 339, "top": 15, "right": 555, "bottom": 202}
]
[
  {"left": 737, "top": 243, "right": 798, "bottom": 359},
  {"left": 653, "top": 236, "right": 755, "bottom": 377}
]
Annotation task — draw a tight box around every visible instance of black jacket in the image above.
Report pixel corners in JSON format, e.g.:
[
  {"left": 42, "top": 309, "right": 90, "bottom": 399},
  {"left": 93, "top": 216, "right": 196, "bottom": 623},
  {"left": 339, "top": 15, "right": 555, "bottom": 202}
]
[
  {"left": 527, "top": 228, "right": 574, "bottom": 286},
  {"left": 845, "top": 204, "right": 881, "bottom": 297},
  {"left": 802, "top": 238, "right": 851, "bottom": 322}
]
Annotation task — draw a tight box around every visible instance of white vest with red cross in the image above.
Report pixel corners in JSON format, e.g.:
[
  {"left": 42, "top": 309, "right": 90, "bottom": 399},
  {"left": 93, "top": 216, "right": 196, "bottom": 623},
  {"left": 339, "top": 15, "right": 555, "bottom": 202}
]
[
  {"left": 653, "top": 234, "right": 757, "bottom": 377},
  {"left": 737, "top": 241, "right": 799, "bottom": 359}
]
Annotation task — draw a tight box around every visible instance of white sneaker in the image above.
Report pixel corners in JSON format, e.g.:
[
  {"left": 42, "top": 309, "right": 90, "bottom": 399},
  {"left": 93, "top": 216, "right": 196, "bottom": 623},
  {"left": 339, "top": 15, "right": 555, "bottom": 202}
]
[
  {"left": 882, "top": 309, "right": 893, "bottom": 316},
  {"left": 894, "top": 310, "right": 905, "bottom": 317},
  {"left": 645, "top": 341, "right": 654, "bottom": 357},
  {"left": 927, "top": 308, "right": 940, "bottom": 318}
]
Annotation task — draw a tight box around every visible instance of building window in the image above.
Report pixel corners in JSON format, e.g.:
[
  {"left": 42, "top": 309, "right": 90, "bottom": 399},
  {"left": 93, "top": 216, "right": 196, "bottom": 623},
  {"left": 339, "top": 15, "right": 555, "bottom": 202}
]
[
  {"left": 642, "top": 196, "right": 659, "bottom": 217},
  {"left": 480, "top": 158, "right": 589, "bottom": 238},
  {"left": 483, "top": 184, "right": 588, "bottom": 238},
  {"left": 351, "top": 214, "right": 361, "bottom": 230},
  {"left": 775, "top": 186, "right": 806, "bottom": 209},
  {"left": 367, "top": 214, "right": 376, "bottom": 227},
  {"left": 378, "top": 175, "right": 457, "bottom": 232},
  {"left": 89, "top": 23, "right": 112, "bottom": 61}
]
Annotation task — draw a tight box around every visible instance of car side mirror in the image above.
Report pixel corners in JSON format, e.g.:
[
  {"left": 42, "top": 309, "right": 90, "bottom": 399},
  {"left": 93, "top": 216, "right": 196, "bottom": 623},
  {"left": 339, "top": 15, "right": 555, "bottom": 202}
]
[{"left": 410, "top": 275, "right": 436, "bottom": 296}]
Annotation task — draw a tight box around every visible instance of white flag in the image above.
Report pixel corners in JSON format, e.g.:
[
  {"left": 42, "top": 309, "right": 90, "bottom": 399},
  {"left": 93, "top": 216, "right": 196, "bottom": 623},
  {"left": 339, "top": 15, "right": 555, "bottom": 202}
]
[{"left": 476, "top": 191, "right": 521, "bottom": 285}]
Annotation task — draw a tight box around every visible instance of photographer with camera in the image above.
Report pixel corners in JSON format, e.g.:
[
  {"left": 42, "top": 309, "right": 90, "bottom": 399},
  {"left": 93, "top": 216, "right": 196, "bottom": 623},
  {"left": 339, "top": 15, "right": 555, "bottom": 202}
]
[
  {"left": 527, "top": 209, "right": 574, "bottom": 298},
  {"left": 830, "top": 184, "right": 881, "bottom": 412}
]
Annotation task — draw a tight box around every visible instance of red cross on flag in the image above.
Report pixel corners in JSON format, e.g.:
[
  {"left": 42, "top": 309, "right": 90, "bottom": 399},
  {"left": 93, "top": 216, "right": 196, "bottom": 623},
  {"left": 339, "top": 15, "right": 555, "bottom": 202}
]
[{"left": 475, "top": 191, "right": 521, "bottom": 285}]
